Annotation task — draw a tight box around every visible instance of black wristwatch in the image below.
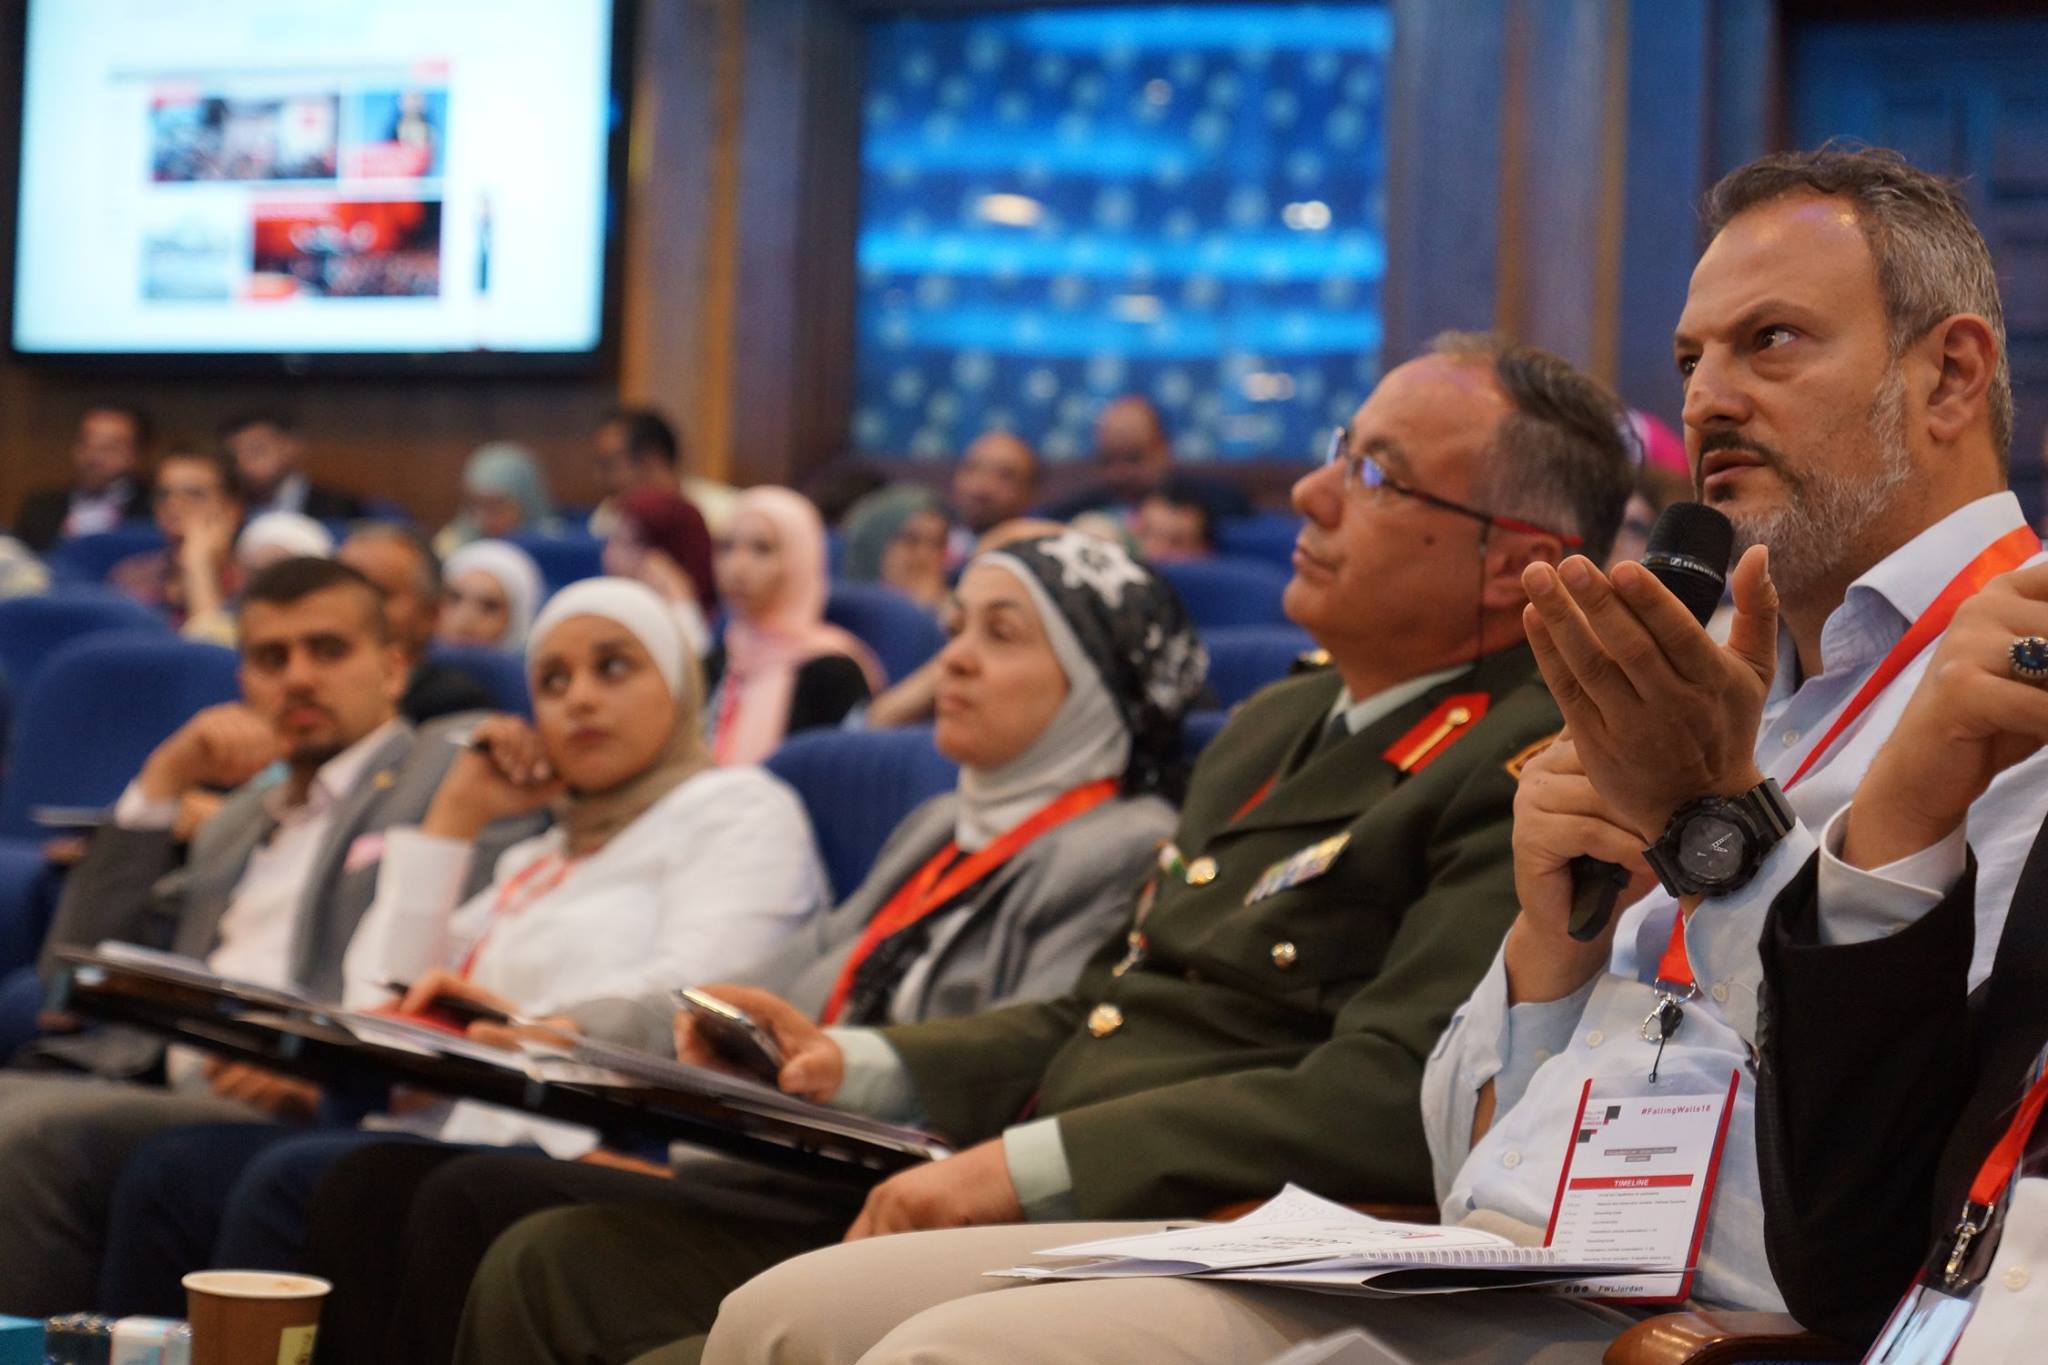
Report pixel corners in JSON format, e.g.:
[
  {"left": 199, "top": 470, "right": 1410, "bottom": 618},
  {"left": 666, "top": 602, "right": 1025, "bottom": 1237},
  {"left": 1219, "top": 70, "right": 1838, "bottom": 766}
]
[{"left": 1643, "top": 778, "right": 1796, "bottom": 898}]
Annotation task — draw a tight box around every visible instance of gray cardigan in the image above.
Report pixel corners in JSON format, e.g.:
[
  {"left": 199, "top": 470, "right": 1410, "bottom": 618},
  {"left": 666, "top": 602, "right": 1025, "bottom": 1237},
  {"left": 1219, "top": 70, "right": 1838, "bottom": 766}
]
[{"left": 567, "top": 790, "right": 1176, "bottom": 1053}]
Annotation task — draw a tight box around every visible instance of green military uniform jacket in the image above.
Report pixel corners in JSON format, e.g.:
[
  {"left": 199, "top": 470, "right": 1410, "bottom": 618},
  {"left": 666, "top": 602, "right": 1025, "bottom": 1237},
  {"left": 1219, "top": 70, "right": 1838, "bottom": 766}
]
[{"left": 880, "top": 643, "right": 1559, "bottom": 1218}]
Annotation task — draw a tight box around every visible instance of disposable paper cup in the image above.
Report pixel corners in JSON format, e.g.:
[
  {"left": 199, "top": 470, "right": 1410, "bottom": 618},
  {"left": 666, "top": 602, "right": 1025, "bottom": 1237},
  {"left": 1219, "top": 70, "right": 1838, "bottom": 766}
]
[{"left": 182, "top": 1271, "right": 331, "bottom": 1365}]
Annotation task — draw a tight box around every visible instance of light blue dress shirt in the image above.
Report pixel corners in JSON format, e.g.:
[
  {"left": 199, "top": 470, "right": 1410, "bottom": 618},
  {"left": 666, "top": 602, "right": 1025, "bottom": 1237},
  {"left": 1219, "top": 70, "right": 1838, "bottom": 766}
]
[{"left": 1422, "top": 492, "right": 2048, "bottom": 1310}]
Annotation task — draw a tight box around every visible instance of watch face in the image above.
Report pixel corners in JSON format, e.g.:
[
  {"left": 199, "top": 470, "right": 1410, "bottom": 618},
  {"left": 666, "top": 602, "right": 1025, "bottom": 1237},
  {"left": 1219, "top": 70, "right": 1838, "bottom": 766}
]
[{"left": 1678, "top": 813, "right": 1748, "bottom": 884}]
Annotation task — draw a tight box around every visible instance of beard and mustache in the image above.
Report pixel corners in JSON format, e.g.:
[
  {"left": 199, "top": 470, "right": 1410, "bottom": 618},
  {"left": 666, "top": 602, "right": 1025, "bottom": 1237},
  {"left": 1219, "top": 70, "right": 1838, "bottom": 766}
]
[{"left": 1697, "top": 363, "right": 1914, "bottom": 602}]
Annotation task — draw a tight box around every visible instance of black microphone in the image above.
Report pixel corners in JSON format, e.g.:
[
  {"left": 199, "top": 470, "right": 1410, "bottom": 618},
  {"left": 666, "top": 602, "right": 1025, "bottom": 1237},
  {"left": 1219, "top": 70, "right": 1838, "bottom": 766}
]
[{"left": 1565, "top": 502, "right": 1735, "bottom": 941}]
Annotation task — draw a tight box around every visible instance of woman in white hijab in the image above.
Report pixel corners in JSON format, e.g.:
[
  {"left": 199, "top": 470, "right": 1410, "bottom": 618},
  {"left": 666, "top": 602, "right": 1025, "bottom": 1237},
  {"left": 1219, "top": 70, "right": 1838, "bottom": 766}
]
[
  {"left": 436, "top": 539, "right": 545, "bottom": 652},
  {"left": 180, "top": 513, "right": 338, "bottom": 644},
  {"left": 96, "top": 578, "right": 832, "bottom": 1312},
  {"left": 234, "top": 512, "right": 334, "bottom": 574}
]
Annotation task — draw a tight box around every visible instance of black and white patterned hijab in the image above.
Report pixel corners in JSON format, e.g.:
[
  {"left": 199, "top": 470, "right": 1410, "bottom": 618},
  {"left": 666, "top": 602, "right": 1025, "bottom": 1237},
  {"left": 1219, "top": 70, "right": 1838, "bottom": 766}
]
[{"left": 964, "top": 531, "right": 1207, "bottom": 825}]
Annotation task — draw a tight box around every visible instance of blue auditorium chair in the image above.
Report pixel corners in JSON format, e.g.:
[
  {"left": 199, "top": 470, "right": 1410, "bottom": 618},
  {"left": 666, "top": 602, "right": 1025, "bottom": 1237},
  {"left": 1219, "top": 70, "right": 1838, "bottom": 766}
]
[
  {"left": 824, "top": 583, "right": 948, "bottom": 686},
  {"left": 358, "top": 496, "right": 413, "bottom": 524},
  {"left": 426, "top": 643, "right": 532, "bottom": 716},
  {"left": 1215, "top": 513, "right": 1303, "bottom": 572},
  {"left": 0, "top": 842, "right": 59, "bottom": 983},
  {"left": 0, "top": 634, "right": 241, "bottom": 841},
  {"left": 0, "top": 958, "right": 48, "bottom": 1060},
  {"left": 509, "top": 532, "right": 604, "bottom": 597},
  {"left": 0, "top": 635, "right": 238, "bottom": 977},
  {"left": 0, "top": 592, "right": 170, "bottom": 706},
  {"left": 1201, "top": 625, "right": 1316, "bottom": 708},
  {"left": 42, "top": 525, "right": 168, "bottom": 586},
  {"left": 765, "top": 726, "right": 958, "bottom": 902},
  {"left": 1155, "top": 557, "right": 1291, "bottom": 630}
]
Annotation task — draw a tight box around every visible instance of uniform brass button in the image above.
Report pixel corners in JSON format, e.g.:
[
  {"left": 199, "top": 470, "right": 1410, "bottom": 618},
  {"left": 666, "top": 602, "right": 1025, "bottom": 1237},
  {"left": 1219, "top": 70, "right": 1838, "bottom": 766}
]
[
  {"left": 1087, "top": 1003, "right": 1124, "bottom": 1038},
  {"left": 1186, "top": 856, "right": 1218, "bottom": 886},
  {"left": 1270, "top": 941, "right": 1299, "bottom": 969}
]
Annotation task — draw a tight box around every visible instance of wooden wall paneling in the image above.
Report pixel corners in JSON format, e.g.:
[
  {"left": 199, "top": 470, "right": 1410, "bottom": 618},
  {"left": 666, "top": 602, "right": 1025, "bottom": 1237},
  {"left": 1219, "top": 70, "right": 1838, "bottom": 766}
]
[
  {"left": 1613, "top": 0, "right": 1710, "bottom": 424},
  {"left": 725, "top": 0, "right": 866, "bottom": 491},
  {"left": 618, "top": 0, "right": 736, "bottom": 483},
  {"left": 1706, "top": 0, "right": 1782, "bottom": 179},
  {"left": 1494, "top": 0, "right": 1631, "bottom": 381},
  {"left": 1380, "top": 0, "right": 1511, "bottom": 366}
]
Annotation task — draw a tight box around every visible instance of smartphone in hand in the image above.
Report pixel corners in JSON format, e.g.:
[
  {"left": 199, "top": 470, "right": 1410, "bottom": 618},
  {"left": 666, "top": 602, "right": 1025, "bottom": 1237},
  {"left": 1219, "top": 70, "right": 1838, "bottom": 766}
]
[{"left": 674, "top": 988, "right": 786, "bottom": 1084}]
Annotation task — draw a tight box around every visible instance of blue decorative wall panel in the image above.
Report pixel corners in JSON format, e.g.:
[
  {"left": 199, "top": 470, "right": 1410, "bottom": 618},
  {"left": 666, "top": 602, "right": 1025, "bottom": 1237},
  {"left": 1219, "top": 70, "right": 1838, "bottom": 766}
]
[{"left": 854, "top": 4, "right": 1391, "bottom": 466}]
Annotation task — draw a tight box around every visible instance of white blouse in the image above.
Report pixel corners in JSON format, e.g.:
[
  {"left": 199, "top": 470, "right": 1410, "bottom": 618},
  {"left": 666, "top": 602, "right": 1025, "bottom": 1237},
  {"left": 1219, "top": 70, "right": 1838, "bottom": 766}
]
[{"left": 341, "top": 764, "right": 829, "bottom": 1153}]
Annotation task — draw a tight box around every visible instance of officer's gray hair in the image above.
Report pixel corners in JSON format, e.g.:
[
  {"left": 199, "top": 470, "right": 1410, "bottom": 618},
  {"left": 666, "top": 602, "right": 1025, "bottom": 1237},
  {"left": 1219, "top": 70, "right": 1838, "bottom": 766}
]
[{"left": 1427, "top": 331, "right": 1634, "bottom": 565}]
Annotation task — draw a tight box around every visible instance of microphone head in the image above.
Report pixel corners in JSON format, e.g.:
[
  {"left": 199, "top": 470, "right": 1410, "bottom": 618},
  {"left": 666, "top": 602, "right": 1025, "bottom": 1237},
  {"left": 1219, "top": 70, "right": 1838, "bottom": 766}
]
[{"left": 1640, "top": 502, "right": 1734, "bottom": 625}]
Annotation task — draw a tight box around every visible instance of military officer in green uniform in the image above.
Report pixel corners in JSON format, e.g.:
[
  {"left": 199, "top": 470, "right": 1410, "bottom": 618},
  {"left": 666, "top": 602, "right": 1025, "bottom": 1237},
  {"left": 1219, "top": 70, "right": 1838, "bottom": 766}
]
[{"left": 426, "top": 332, "right": 1635, "bottom": 1365}]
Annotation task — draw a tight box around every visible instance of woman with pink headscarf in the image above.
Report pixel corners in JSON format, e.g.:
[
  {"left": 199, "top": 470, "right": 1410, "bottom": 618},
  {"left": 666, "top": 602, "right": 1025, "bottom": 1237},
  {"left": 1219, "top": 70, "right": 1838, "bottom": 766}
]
[{"left": 708, "top": 487, "right": 883, "bottom": 763}]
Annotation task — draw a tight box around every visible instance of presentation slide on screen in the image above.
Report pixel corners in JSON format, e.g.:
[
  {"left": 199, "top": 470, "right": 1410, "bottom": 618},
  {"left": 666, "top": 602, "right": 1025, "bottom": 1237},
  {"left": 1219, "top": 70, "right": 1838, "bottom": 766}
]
[{"left": 12, "top": 0, "right": 616, "bottom": 356}]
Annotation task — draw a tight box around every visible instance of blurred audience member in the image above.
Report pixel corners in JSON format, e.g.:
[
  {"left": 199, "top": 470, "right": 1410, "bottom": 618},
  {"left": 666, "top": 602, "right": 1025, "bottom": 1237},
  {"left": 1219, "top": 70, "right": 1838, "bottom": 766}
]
[
  {"left": 1605, "top": 460, "right": 1693, "bottom": 569},
  {"left": 0, "top": 557, "right": 513, "bottom": 1317},
  {"left": 13, "top": 405, "right": 153, "bottom": 552},
  {"left": 0, "top": 538, "right": 48, "bottom": 599},
  {"left": 219, "top": 413, "right": 364, "bottom": 522},
  {"left": 235, "top": 513, "right": 333, "bottom": 576},
  {"left": 841, "top": 485, "right": 951, "bottom": 610},
  {"left": 602, "top": 489, "right": 719, "bottom": 657},
  {"left": 950, "top": 432, "right": 1042, "bottom": 539},
  {"left": 710, "top": 488, "right": 883, "bottom": 763},
  {"left": 437, "top": 443, "right": 558, "bottom": 556},
  {"left": 109, "top": 447, "right": 244, "bottom": 629},
  {"left": 588, "top": 408, "right": 736, "bottom": 538},
  {"left": 1040, "top": 395, "right": 1249, "bottom": 526},
  {"left": 339, "top": 525, "right": 494, "bottom": 724},
  {"left": 436, "top": 540, "right": 544, "bottom": 652},
  {"left": 1132, "top": 476, "right": 1218, "bottom": 562},
  {"left": 1626, "top": 408, "right": 1690, "bottom": 478}
]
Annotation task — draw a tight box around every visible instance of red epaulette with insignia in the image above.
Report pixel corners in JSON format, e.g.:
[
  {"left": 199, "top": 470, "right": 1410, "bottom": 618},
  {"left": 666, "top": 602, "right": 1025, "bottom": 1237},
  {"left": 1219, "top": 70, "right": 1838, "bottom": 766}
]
[{"left": 1383, "top": 693, "right": 1491, "bottom": 774}]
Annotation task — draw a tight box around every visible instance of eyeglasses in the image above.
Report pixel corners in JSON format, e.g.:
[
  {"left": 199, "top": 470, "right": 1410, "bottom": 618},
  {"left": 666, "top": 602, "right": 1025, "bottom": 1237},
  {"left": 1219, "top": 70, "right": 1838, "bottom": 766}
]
[{"left": 1322, "top": 429, "right": 1585, "bottom": 548}]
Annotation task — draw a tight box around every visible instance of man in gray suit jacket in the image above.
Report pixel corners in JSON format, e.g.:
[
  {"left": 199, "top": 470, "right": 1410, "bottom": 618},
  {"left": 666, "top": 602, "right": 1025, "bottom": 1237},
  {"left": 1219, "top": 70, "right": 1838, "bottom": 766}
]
[{"left": 0, "top": 557, "right": 520, "bottom": 1315}]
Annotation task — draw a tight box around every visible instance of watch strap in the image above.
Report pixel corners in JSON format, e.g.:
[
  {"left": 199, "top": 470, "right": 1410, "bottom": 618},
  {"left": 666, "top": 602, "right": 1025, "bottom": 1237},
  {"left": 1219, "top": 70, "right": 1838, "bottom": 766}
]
[{"left": 1645, "top": 778, "right": 1795, "bottom": 898}]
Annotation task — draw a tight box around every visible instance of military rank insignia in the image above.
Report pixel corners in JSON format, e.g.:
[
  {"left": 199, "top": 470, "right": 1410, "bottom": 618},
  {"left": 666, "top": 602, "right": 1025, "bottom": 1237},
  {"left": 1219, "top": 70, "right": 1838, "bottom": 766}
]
[
  {"left": 1245, "top": 832, "right": 1351, "bottom": 905},
  {"left": 1382, "top": 693, "right": 1491, "bottom": 774},
  {"left": 1504, "top": 732, "right": 1561, "bottom": 782}
]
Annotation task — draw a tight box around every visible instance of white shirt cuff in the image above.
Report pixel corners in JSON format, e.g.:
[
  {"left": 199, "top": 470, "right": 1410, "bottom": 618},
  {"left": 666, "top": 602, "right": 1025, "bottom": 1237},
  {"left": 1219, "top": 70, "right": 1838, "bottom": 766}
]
[
  {"left": 1813, "top": 803, "right": 1968, "bottom": 946},
  {"left": 113, "top": 781, "right": 179, "bottom": 831},
  {"left": 1003, "top": 1117, "right": 1079, "bottom": 1221},
  {"left": 823, "top": 1026, "right": 925, "bottom": 1124}
]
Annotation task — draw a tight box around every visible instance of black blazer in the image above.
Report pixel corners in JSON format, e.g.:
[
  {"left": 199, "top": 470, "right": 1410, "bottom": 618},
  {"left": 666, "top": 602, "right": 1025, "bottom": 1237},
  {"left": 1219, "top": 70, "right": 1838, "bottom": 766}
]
[
  {"left": 12, "top": 483, "right": 151, "bottom": 553},
  {"left": 1757, "top": 815, "right": 2048, "bottom": 1345},
  {"left": 702, "top": 646, "right": 873, "bottom": 742},
  {"left": 299, "top": 483, "right": 367, "bottom": 522}
]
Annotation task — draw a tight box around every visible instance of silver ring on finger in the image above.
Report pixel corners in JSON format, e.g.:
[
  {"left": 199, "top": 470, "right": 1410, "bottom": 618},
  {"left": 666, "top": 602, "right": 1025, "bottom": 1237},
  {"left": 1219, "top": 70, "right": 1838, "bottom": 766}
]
[{"left": 2010, "top": 635, "right": 2048, "bottom": 685}]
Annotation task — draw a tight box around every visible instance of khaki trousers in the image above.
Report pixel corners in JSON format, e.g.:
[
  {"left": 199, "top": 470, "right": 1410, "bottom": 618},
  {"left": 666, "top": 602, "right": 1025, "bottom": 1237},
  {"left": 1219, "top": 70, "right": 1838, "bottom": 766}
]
[{"left": 700, "top": 1221, "right": 1638, "bottom": 1365}]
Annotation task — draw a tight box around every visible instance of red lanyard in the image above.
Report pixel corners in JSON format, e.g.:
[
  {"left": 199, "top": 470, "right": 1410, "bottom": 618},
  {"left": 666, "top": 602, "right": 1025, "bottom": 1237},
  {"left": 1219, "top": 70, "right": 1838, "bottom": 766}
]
[
  {"left": 1656, "top": 525, "right": 2041, "bottom": 991},
  {"left": 1969, "top": 1067, "right": 2048, "bottom": 1210},
  {"left": 819, "top": 778, "right": 1120, "bottom": 1024},
  {"left": 457, "top": 852, "right": 579, "bottom": 978}
]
